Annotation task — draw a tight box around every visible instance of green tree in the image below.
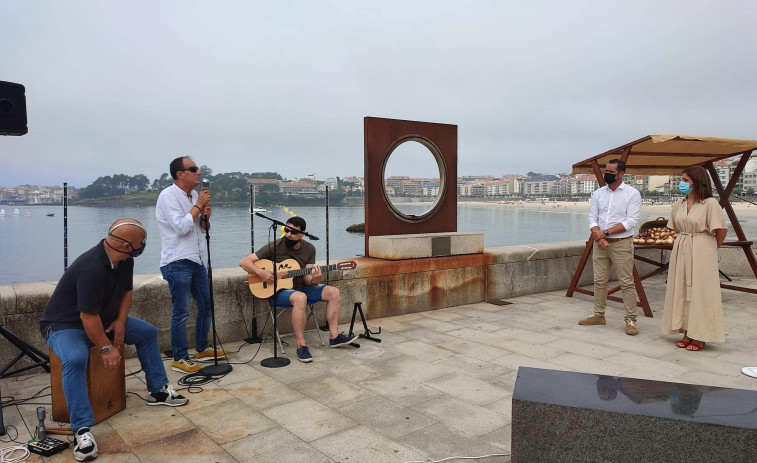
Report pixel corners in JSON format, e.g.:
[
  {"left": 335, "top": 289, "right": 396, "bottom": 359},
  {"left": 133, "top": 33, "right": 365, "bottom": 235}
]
[
  {"left": 130, "top": 174, "right": 150, "bottom": 191},
  {"left": 152, "top": 173, "right": 172, "bottom": 191}
]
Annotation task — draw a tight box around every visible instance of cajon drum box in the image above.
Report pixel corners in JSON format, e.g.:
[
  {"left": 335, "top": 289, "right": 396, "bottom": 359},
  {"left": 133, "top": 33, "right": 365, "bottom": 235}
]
[{"left": 50, "top": 345, "right": 126, "bottom": 424}]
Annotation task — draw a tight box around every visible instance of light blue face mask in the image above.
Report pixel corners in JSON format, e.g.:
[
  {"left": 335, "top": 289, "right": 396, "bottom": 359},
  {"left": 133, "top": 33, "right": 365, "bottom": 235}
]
[{"left": 679, "top": 181, "right": 692, "bottom": 195}]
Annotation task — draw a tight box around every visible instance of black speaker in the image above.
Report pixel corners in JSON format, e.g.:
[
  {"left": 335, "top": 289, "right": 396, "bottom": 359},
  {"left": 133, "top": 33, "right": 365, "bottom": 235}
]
[{"left": 0, "top": 81, "right": 28, "bottom": 136}]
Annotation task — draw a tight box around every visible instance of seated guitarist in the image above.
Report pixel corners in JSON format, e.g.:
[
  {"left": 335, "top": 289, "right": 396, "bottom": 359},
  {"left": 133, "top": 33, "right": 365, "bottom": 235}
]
[{"left": 239, "top": 216, "right": 356, "bottom": 362}]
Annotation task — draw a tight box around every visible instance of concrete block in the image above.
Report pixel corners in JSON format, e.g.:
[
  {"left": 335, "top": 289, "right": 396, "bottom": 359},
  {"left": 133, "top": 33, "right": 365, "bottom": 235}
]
[
  {"left": 441, "top": 266, "right": 486, "bottom": 307},
  {"left": 0, "top": 285, "right": 16, "bottom": 316},
  {"left": 512, "top": 367, "right": 757, "bottom": 462},
  {"left": 13, "top": 281, "right": 56, "bottom": 315},
  {"left": 366, "top": 271, "right": 444, "bottom": 318},
  {"left": 369, "top": 233, "right": 483, "bottom": 260}
]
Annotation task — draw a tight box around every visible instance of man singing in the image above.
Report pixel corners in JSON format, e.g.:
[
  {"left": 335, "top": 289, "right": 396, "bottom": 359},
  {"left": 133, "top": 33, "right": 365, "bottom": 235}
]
[
  {"left": 156, "top": 156, "right": 228, "bottom": 373},
  {"left": 40, "top": 219, "right": 188, "bottom": 462}
]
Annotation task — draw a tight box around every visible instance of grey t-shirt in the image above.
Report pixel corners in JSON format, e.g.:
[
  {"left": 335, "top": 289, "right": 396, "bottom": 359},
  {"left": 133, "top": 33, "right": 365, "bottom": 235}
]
[{"left": 255, "top": 237, "right": 316, "bottom": 290}]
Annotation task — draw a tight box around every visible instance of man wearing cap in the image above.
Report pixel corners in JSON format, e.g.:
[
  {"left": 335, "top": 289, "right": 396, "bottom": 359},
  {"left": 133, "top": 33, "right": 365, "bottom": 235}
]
[
  {"left": 156, "top": 156, "right": 228, "bottom": 374},
  {"left": 40, "top": 219, "right": 188, "bottom": 461}
]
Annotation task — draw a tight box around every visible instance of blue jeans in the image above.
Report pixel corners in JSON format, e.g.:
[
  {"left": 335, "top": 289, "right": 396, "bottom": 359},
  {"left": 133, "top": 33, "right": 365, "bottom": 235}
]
[
  {"left": 44, "top": 317, "right": 168, "bottom": 433},
  {"left": 160, "top": 259, "right": 212, "bottom": 361},
  {"left": 273, "top": 284, "right": 326, "bottom": 306}
]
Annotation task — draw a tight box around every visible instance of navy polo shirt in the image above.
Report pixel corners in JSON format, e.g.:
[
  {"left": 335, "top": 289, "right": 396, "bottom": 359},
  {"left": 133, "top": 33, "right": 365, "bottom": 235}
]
[{"left": 39, "top": 239, "right": 134, "bottom": 337}]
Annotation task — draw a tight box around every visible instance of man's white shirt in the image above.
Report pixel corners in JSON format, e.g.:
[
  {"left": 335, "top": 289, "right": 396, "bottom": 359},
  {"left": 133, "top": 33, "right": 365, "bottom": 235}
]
[
  {"left": 588, "top": 182, "right": 641, "bottom": 239},
  {"left": 156, "top": 184, "right": 205, "bottom": 267}
]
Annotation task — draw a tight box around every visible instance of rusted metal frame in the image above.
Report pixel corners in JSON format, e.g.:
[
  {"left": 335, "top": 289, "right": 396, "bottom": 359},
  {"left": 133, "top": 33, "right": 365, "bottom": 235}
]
[
  {"left": 617, "top": 165, "right": 702, "bottom": 170},
  {"left": 581, "top": 290, "right": 653, "bottom": 314},
  {"left": 566, "top": 239, "right": 594, "bottom": 297},
  {"left": 567, "top": 149, "right": 657, "bottom": 317},
  {"left": 706, "top": 155, "right": 757, "bottom": 281},
  {"left": 572, "top": 136, "right": 651, "bottom": 170},
  {"left": 566, "top": 159, "right": 606, "bottom": 298},
  {"left": 720, "top": 152, "right": 750, "bottom": 202},
  {"left": 722, "top": 240, "right": 754, "bottom": 246},
  {"left": 721, "top": 283, "right": 757, "bottom": 294},
  {"left": 633, "top": 254, "right": 667, "bottom": 268},
  {"left": 619, "top": 146, "right": 631, "bottom": 163},
  {"left": 628, "top": 152, "right": 738, "bottom": 158},
  {"left": 632, "top": 266, "right": 653, "bottom": 317}
]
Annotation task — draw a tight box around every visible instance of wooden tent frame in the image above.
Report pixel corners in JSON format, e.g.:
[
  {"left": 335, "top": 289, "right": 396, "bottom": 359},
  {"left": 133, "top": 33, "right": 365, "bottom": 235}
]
[{"left": 567, "top": 135, "right": 757, "bottom": 317}]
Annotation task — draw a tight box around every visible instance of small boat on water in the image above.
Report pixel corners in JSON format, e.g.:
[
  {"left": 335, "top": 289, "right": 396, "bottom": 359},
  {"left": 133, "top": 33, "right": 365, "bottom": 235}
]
[
  {"left": 253, "top": 207, "right": 267, "bottom": 213},
  {"left": 13, "top": 208, "right": 20, "bottom": 216},
  {"left": 0, "top": 208, "right": 5, "bottom": 217},
  {"left": 47, "top": 213, "right": 55, "bottom": 217},
  {"left": 25, "top": 209, "right": 32, "bottom": 217}
]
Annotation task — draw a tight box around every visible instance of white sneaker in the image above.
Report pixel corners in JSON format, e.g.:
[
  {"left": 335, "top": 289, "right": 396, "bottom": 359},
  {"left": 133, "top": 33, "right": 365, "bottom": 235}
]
[
  {"left": 147, "top": 384, "right": 189, "bottom": 407},
  {"left": 74, "top": 427, "right": 98, "bottom": 461}
]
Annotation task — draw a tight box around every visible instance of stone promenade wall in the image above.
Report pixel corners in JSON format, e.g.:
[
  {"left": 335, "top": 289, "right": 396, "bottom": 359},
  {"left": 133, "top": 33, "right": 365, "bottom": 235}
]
[{"left": 1, "top": 241, "right": 753, "bottom": 368}]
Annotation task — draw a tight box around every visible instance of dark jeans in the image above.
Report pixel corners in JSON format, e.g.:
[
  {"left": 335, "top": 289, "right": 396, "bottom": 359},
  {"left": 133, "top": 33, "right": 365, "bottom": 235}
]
[
  {"left": 160, "top": 259, "right": 212, "bottom": 361},
  {"left": 45, "top": 317, "right": 167, "bottom": 432}
]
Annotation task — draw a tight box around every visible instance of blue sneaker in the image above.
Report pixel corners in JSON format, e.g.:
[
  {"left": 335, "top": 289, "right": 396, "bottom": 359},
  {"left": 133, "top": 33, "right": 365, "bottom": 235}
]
[
  {"left": 329, "top": 333, "right": 357, "bottom": 348},
  {"left": 296, "top": 346, "right": 313, "bottom": 363}
]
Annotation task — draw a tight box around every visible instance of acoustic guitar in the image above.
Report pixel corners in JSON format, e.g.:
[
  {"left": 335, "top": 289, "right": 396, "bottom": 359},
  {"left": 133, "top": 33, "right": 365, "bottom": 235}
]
[{"left": 248, "top": 259, "right": 357, "bottom": 298}]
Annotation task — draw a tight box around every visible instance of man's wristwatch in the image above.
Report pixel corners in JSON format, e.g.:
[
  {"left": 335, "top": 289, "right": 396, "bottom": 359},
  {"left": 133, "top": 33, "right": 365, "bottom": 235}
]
[
  {"left": 603, "top": 229, "right": 610, "bottom": 236},
  {"left": 100, "top": 344, "right": 113, "bottom": 355}
]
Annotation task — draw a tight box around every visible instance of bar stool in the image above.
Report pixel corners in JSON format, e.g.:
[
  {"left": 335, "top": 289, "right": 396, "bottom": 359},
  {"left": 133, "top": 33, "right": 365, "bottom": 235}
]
[{"left": 268, "top": 298, "right": 325, "bottom": 354}]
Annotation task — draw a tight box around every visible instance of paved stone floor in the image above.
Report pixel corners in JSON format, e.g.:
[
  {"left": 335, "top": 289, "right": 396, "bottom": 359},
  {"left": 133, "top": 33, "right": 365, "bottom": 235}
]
[{"left": 2, "top": 275, "right": 756, "bottom": 462}]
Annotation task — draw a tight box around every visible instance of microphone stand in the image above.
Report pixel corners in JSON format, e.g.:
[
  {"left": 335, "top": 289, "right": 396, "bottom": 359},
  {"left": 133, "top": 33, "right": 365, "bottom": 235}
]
[
  {"left": 199, "top": 212, "right": 232, "bottom": 376},
  {"left": 245, "top": 185, "right": 263, "bottom": 344},
  {"left": 258, "top": 216, "right": 290, "bottom": 368}
]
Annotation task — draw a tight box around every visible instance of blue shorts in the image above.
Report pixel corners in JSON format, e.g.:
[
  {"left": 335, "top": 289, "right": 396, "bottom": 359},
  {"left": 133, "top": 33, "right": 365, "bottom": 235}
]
[{"left": 273, "top": 284, "right": 326, "bottom": 306}]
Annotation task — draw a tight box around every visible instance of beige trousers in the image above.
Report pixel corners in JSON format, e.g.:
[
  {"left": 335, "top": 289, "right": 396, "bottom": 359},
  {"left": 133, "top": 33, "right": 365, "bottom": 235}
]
[{"left": 592, "top": 238, "right": 637, "bottom": 321}]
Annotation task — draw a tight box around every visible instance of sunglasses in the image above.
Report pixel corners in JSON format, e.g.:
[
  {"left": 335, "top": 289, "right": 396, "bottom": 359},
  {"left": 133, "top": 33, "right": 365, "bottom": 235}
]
[{"left": 181, "top": 166, "right": 200, "bottom": 173}]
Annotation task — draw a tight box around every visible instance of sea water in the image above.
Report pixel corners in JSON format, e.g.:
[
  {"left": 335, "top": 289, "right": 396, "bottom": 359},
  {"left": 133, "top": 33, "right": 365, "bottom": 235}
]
[{"left": 1, "top": 203, "right": 753, "bottom": 285}]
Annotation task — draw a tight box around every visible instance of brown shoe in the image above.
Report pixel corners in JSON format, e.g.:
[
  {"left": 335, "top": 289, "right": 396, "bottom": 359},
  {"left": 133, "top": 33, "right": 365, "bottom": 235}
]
[
  {"left": 625, "top": 320, "right": 639, "bottom": 336},
  {"left": 578, "top": 314, "right": 606, "bottom": 326}
]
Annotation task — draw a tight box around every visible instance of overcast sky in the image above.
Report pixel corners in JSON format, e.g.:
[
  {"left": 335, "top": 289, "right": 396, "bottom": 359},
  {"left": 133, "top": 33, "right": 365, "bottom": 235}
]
[{"left": 1, "top": 1, "right": 755, "bottom": 187}]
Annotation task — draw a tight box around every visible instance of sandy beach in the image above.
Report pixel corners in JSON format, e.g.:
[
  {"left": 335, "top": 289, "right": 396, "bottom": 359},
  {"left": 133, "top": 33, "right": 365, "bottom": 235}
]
[{"left": 459, "top": 199, "right": 757, "bottom": 218}]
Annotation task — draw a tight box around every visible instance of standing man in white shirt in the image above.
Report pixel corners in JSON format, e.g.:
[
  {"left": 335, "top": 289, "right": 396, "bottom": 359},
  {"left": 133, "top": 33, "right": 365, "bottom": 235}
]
[
  {"left": 156, "top": 156, "right": 229, "bottom": 373},
  {"left": 579, "top": 159, "right": 642, "bottom": 335}
]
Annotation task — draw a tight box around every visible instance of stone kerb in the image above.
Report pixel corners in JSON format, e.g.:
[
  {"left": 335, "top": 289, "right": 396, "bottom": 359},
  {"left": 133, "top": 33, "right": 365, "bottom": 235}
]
[{"left": 2, "top": 241, "right": 753, "bottom": 367}]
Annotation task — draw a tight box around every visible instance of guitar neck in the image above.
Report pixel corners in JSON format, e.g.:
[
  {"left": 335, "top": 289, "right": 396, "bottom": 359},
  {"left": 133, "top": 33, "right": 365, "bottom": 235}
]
[{"left": 284, "top": 263, "right": 340, "bottom": 279}]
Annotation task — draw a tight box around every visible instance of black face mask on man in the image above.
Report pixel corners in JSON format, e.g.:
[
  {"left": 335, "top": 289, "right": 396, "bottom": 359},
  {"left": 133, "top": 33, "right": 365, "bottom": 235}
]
[
  {"left": 603, "top": 172, "right": 618, "bottom": 185},
  {"left": 284, "top": 237, "right": 298, "bottom": 248}
]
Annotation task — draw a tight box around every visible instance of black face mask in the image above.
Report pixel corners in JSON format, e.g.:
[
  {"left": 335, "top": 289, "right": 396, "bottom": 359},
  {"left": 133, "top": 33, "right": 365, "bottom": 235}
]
[
  {"left": 603, "top": 172, "right": 618, "bottom": 185},
  {"left": 284, "top": 237, "right": 298, "bottom": 248}
]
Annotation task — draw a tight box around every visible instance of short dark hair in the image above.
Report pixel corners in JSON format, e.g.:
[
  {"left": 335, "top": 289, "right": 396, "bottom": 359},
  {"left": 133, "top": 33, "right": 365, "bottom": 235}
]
[
  {"left": 170, "top": 156, "right": 190, "bottom": 180},
  {"left": 287, "top": 216, "right": 307, "bottom": 232},
  {"left": 682, "top": 166, "right": 713, "bottom": 200},
  {"left": 608, "top": 159, "right": 626, "bottom": 173}
]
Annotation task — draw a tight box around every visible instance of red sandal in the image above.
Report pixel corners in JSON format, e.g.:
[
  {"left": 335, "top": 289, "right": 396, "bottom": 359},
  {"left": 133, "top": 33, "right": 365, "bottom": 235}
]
[
  {"left": 686, "top": 341, "right": 705, "bottom": 351},
  {"left": 676, "top": 336, "right": 692, "bottom": 348}
]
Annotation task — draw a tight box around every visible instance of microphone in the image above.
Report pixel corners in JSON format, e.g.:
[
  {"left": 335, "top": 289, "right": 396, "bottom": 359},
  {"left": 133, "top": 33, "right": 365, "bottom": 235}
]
[
  {"left": 202, "top": 179, "right": 209, "bottom": 191},
  {"left": 253, "top": 212, "right": 319, "bottom": 240},
  {"left": 36, "top": 406, "right": 47, "bottom": 440}
]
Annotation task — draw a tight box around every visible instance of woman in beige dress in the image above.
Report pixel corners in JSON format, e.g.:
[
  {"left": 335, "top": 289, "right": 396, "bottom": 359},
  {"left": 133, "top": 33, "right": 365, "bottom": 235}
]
[{"left": 662, "top": 166, "right": 728, "bottom": 351}]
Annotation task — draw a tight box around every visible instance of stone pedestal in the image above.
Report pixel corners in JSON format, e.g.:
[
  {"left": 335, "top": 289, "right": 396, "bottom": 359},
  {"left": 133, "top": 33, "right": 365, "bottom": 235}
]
[
  {"left": 511, "top": 367, "right": 757, "bottom": 463},
  {"left": 368, "top": 232, "right": 483, "bottom": 260}
]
